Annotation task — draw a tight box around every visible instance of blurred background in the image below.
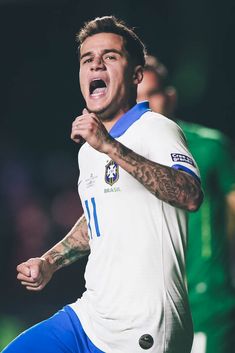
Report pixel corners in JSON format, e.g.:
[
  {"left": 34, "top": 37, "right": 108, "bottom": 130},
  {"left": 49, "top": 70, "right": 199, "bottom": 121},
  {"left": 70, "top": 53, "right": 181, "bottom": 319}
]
[{"left": 0, "top": 0, "right": 235, "bottom": 349}]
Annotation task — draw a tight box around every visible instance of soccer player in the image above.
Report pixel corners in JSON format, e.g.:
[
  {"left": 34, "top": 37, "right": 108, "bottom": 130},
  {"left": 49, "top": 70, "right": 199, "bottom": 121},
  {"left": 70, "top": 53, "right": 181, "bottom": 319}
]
[
  {"left": 3, "top": 17, "right": 203, "bottom": 353},
  {"left": 137, "top": 55, "right": 235, "bottom": 353}
]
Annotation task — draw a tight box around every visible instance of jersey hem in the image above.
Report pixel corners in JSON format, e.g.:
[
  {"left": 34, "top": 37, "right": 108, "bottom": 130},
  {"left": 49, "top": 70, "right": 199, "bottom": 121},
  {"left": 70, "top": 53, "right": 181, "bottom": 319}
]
[{"left": 69, "top": 303, "right": 110, "bottom": 353}]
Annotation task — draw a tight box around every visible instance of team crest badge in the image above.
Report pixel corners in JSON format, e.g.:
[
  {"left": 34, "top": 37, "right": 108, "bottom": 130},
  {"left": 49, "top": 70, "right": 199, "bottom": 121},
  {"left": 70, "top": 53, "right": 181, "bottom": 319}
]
[{"left": 105, "top": 160, "right": 119, "bottom": 186}]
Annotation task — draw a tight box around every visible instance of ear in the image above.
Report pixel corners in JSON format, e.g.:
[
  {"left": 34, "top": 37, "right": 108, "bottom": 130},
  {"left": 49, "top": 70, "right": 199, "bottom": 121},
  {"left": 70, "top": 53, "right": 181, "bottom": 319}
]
[{"left": 133, "top": 65, "right": 143, "bottom": 84}]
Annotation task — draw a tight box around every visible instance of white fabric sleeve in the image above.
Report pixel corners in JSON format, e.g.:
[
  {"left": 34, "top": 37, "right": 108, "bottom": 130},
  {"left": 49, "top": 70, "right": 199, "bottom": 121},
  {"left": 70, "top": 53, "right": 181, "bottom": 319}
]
[{"left": 142, "top": 113, "right": 201, "bottom": 182}]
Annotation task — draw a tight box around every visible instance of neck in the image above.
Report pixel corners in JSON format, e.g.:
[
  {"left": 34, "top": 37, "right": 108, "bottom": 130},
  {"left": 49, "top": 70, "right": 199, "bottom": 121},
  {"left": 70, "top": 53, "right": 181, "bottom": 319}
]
[
  {"left": 103, "top": 118, "right": 120, "bottom": 132},
  {"left": 101, "top": 109, "right": 126, "bottom": 131},
  {"left": 101, "top": 100, "right": 137, "bottom": 132}
]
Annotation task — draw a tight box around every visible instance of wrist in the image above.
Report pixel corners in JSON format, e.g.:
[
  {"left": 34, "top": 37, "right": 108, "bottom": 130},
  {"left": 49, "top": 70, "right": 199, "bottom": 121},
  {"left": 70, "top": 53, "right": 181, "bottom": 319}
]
[
  {"left": 103, "top": 137, "right": 118, "bottom": 157},
  {"left": 40, "top": 254, "right": 60, "bottom": 273}
]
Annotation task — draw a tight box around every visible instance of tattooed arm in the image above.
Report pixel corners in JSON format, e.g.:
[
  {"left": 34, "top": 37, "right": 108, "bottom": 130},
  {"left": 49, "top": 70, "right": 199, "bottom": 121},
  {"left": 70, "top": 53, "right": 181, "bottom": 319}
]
[
  {"left": 42, "top": 214, "right": 90, "bottom": 270},
  {"left": 71, "top": 112, "right": 203, "bottom": 212},
  {"left": 105, "top": 139, "right": 203, "bottom": 211},
  {"left": 16, "top": 214, "right": 90, "bottom": 291}
]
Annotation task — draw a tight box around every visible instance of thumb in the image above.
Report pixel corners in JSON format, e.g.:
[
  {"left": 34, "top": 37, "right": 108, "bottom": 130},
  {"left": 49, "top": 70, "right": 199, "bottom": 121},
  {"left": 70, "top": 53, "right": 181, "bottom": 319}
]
[{"left": 82, "top": 108, "right": 89, "bottom": 115}]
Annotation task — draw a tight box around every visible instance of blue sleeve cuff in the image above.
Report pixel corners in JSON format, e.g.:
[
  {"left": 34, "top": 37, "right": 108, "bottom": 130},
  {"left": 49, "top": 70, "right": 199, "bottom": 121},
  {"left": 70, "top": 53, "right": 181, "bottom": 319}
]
[{"left": 172, "top": 164, "right": 201, "bottom": 184}]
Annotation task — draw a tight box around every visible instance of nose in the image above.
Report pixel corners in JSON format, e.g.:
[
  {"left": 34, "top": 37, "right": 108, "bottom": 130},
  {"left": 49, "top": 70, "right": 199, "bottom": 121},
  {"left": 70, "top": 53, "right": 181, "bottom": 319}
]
[{"left": 91, "top": 56, "right": 105, "bottom": 71}]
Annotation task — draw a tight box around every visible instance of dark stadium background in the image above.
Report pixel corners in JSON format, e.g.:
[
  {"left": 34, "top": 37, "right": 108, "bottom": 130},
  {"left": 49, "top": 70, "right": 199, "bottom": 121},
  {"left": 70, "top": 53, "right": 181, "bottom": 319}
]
[{"left": 0, "top": 0, "right": 234, "bottom": 347}]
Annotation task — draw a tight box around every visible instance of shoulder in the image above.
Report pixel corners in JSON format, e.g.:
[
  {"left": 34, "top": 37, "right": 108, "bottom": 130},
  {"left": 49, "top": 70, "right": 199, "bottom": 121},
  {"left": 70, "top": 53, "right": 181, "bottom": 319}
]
[
  {"left": 131, "top": 112, "right": 188, "bottom": 153},
  {"left": 141, "top": 111, "right": 184, "bottom": 137}
]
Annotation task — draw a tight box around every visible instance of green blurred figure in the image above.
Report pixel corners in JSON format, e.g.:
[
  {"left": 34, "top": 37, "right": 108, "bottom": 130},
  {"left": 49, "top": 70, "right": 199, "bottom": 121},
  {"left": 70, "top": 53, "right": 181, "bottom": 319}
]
[
  {"left": 0, "top": 316, "right": 25, "bottom": 350},
  {"left": 137, "top": 55, "right": 235, "bottom": 353}
]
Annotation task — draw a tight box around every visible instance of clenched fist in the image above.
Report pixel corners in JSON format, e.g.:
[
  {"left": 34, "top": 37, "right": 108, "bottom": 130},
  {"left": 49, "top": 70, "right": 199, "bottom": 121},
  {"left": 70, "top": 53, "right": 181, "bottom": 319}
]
[
  {"left": 71, "top": 108, "right": 114, "bottom": 154},
  {"left": 17, "top": 257, "right": 56, "bottom": 291}
]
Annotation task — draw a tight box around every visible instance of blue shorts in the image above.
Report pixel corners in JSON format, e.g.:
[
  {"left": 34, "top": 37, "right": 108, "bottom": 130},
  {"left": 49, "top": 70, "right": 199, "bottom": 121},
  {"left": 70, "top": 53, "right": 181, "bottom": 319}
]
[{"left": 2, "top": 305, "right": 104, "bottom": 353}]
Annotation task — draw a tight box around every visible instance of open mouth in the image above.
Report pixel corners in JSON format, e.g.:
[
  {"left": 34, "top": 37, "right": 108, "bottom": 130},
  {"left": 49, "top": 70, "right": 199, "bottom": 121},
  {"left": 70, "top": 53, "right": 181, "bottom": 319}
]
[{"left": 89, "top": 79, "right": 107, "bottom": 96}]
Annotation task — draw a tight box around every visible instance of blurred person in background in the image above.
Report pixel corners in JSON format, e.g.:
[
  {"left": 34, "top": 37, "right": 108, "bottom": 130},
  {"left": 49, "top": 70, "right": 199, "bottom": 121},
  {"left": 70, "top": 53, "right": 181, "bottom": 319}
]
[{"left": 137, "top": 55, "right": 235, "bottom": 353}]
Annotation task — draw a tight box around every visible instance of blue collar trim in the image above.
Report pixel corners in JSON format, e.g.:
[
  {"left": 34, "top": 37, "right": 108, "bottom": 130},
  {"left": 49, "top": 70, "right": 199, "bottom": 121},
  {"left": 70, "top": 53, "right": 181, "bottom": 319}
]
[{"left": 109, "top": 101, "right": 150, "bottom": 138}]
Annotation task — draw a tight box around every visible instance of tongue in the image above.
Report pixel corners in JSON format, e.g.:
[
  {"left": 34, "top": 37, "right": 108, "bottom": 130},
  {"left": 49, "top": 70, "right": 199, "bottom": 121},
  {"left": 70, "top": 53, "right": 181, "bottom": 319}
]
[{"left": 92, "top": 87, "right": 106, "bottom": 95}]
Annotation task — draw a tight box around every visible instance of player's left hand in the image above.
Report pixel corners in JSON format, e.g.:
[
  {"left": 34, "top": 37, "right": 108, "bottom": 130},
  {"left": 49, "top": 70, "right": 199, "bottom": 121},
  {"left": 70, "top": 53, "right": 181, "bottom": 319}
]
[{"left": 71, "top": 109, "right": 114, "bottom": 154}]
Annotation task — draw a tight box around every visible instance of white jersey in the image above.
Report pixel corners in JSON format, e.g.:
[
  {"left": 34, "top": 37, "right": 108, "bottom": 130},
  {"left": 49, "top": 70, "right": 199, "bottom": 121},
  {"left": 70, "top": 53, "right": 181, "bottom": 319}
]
[{"left": 70, "top": 102, "right": 200, "bottom": 353}]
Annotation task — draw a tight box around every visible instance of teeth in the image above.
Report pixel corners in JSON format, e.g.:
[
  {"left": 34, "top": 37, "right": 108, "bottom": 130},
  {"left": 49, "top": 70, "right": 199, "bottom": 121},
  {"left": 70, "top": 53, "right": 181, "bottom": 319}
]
[
  {"left": 91, "top": 87, "right": 107, "bottom": 95},
  {"left": 89, "top": 79, "right": 106, "bottom": 94}
]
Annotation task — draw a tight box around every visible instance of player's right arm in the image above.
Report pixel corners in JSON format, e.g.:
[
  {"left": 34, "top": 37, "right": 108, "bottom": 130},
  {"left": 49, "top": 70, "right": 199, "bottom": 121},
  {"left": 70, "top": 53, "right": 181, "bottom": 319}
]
[{"left": 16, "top": 214, "right": 90, "bottom": 291}]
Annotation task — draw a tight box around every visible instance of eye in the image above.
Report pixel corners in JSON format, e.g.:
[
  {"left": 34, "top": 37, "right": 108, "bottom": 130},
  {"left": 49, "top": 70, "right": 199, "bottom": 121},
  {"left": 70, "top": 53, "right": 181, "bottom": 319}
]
[
  {"left": 82, "top": 57, "right": 93, "bottom": 65},
  {"left": 104, "top": 54, "right": 117, "bottom": 61}
]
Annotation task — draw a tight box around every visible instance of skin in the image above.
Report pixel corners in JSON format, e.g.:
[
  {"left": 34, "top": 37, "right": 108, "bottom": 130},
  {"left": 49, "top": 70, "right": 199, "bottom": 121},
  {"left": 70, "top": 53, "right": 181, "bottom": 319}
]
[
  {"left": 72, "top": 33, "right": 202, "bottom": 209},
  {"left": 139, "top": 60, "right": 235, "bottom": 353},
  {"left": 17, "top": 32, "right": 203, "bottom": 291},
  {"left": 17, "top": 215, "right": 89, "bottom": 290},
  {"left": 79, "top": 32, "right": 143, "bottom": 130},
  {"left": 227, "top": 191, "right": 235, "bottom": 277},
  {"left": 137, "top": 69, "right": 177, "bottom": 117},
  {"left": 138, "top": 66, "right": 235, "bottom": 238},
  {"left": 226, "top": 191, "right": 235, "bottom": 242}
]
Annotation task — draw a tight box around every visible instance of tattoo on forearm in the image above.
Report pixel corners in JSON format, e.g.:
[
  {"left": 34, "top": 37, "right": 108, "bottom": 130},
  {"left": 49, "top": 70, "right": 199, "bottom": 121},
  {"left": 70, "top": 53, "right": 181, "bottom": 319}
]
[
  {"left": 110, "top": 141, "right": 202, "bottom": 210},
  {"left": 46, "top": 216, "right": 90, "bottom": 269}
]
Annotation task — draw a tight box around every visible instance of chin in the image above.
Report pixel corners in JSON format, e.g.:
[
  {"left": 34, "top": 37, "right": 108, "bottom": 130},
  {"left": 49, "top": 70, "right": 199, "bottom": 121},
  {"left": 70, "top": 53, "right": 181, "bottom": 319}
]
[
  {"left": 87, "top": 103, "right": 109, "bottom": 117},
  {"left": 95, "top": 109, "right": 114, "bottom": 122},
  {"left": 86, "top": 96, "right": 118, "bottom": 121}
]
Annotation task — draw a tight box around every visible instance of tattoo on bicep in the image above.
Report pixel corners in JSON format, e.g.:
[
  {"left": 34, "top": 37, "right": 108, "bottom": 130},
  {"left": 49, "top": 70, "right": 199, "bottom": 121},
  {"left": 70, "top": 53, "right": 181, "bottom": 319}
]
[{"left": 115, "top": 143, "right": 201, "bottom": 209}]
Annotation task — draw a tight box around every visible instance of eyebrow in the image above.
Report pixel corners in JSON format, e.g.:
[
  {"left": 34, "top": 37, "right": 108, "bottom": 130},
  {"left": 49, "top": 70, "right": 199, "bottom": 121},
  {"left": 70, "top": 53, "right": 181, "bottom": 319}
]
[{"left": 80, "top": 48, "right": 123, "bottom": 61}]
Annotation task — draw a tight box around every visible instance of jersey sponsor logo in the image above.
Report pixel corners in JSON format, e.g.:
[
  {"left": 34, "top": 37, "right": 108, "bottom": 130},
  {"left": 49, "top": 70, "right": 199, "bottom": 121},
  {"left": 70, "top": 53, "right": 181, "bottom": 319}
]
[
  {"left": 171, "top": 153, "right": 195, "bottom": 166},
  {"left": 105, "top": 160, "right": 119, "bottom": 186}
]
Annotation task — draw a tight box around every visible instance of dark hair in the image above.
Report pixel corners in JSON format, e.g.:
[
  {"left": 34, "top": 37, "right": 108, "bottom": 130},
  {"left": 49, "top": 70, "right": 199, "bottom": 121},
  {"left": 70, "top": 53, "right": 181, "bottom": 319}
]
[{"left": 76, "top": 16, "right": 146, "bottom": 67}]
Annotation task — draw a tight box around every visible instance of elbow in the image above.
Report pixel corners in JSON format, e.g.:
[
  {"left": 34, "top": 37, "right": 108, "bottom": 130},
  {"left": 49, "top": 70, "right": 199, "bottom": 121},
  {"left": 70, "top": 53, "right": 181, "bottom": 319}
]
[{"left": 187, "top": 189, "right": 204, "bottom": 212}]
